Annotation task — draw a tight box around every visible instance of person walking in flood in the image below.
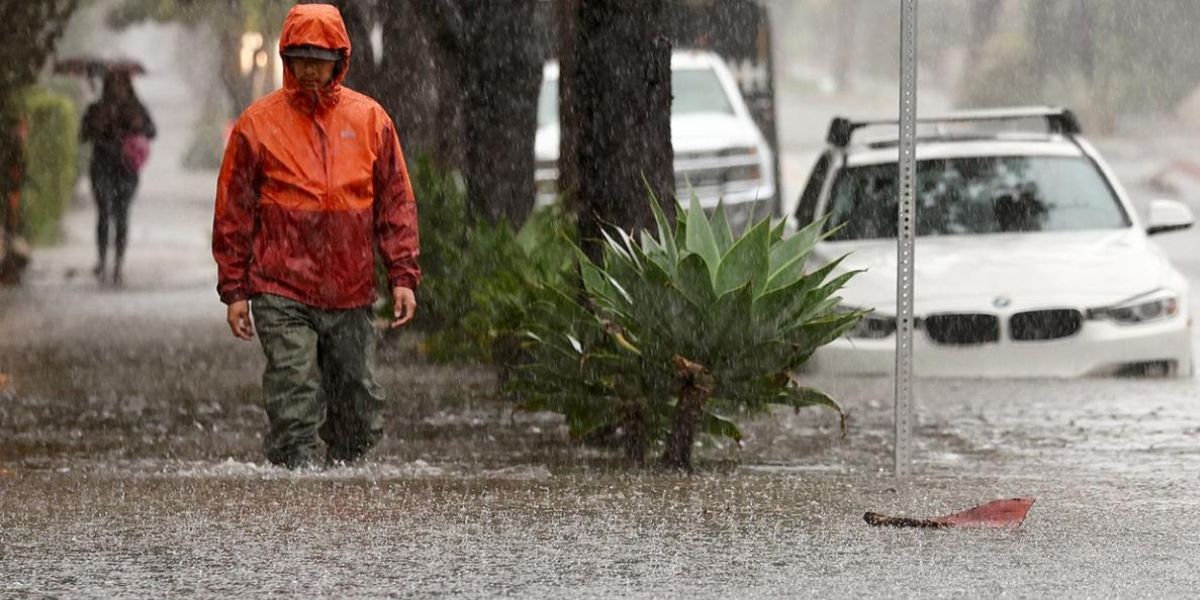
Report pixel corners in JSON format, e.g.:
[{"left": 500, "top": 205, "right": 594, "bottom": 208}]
[
  {"left": 212, "top": 4, "right": 420, "bottom": 469},
  {"left": 80, "top": 70, "right": 155, "bottom": 285}
]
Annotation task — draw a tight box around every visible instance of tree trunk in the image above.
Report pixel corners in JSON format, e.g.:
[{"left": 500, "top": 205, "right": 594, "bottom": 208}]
[
  {"left": 461, "top": 0, "right": 541, "bottom": 227},
  {"left": 556, "top": 0, "right": 582, "bottom": 215},
  {"left": 662, "top": 386, "right": 704, "bottom": 472},
  {"left": 378, "top": 1, "right": 444, "bottom": 164},
  {"left": 565, "top": 0, "right": 673, "bottom": 263},
  {"left": 216, "top": 26, "right": 254, "bottom": 117},
  {"left": 406, "top": 0, "right": 542, "bottom": 229},
  {"left": 410, "top": 2, "right": 469, "bottom": 173},
  {"left": 661, "top": 356, "right": 711, "bottom": 472},
  {"left": 330, "top": 0, "right": 380, "bottom": 101}
]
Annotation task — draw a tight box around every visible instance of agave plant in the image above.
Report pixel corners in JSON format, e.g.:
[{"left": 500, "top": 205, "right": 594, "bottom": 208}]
[{"left": 512, "top": 194, "right": 863, "bottom": 471}]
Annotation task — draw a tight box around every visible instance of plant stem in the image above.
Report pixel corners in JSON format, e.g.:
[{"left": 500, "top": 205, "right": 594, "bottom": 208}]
[{"left": 662, "top": 356, "right": 711, "bottom": 472}]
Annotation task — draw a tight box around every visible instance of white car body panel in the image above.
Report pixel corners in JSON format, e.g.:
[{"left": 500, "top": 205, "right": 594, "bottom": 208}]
[{"left": 823, "top": 231, "right": 1172, "bottom": 308}]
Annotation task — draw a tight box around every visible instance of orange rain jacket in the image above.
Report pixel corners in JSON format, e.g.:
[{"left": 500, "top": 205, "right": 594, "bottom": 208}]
[{"left": 212, "top": 4, "right": 419, "bottom": 310}]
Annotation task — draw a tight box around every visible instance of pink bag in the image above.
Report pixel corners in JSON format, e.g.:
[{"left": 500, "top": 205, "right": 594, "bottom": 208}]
[{"left": 122, "top": 134, "right": 150, "bottom": 172}]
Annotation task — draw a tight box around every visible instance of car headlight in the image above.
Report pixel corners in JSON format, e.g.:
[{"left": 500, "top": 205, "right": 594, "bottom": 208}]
[
  {"left": 840, "top": 306, "right": 896, "bottom": 339},
  {"left": 1087, "top": 290, "right": 1180, "bottom": 325}
]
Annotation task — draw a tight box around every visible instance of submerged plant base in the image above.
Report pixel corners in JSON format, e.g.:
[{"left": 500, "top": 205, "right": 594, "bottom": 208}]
[
  {"left": 661, "top": 356, "right": 714, "bottom": 472},
  {"left": 864, "top": 497, "right": 1036, "bottom": 529}
]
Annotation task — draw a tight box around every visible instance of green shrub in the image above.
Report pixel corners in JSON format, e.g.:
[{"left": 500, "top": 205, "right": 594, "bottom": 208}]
[
  {"left": 17, "top": 86, "right": 78, "bottom": 244},
  {"left": 420, "top": 204, "right": 576, "bottom": 364},
  {"left": 379, "top": 157, "right": 575, "bottom": 364},
  {"left": 509, "top": 194, "right": 863, "bottom": 471},
  {"left": 382, "top": 156, "right": 470, "bottom": 332}
]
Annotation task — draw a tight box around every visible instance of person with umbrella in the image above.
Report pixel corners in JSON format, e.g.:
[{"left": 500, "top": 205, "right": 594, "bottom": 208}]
[{"left": 79, "top": 66, "right": 155, "bottom": 285}]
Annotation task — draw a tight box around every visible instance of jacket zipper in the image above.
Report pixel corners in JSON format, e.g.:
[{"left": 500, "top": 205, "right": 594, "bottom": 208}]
[
  {"left": 310, "top": 91, "right": 330, "bottom": 196},
  {"left": 311, "top": 91, "right": 332, "bottom": 298}
]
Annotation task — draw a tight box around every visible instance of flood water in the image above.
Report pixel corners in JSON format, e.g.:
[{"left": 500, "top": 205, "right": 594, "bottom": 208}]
[{"left": 4, "top": 299, "right": 1200, "bottom": 597}]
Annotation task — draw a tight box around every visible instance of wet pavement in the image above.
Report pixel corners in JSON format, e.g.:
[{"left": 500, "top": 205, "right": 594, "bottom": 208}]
[{"left": 4, "top": 23, "right": 1200, "bottom": 600}]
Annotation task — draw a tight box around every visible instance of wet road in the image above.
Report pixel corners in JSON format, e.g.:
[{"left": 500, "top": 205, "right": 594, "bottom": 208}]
[
  {"left": 5, "top": 25, "right": 1200, "bottom": 600},
  {"left": 4, "top": 467, "right": 1198, "bottom": 598}
]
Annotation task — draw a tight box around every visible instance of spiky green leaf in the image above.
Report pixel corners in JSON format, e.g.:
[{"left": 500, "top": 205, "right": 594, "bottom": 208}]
[
  {"left": 685, "top": 194, "right": 721, "bottom": 280},
  {"left": 771, "top": 385, "right": 846, "bottom": 435},
  {"left": 703, "top": 409, "right": 744, "bottom": 442},
  {"left": 709, "top": 201, "right": 735, "bottom": 255},
  {"left": 714, "top": 217, "right": 771, "bottom": 297}
]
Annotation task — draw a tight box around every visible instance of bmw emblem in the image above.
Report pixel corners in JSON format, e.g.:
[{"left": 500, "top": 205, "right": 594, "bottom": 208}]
[{"left": 992, "top": 295, "right": 1012, "bottom": 309}]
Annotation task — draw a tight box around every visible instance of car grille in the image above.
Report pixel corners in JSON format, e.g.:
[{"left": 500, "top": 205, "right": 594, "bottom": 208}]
[
  {"left": 1009, "top": 309, "right": 1082, "bottom": 341},
  {"left": 676, "top": 166, "right": 726, "bottom": 190},
  {"left": 923, "top": 313, "right": 1000, "bottom": 345}
]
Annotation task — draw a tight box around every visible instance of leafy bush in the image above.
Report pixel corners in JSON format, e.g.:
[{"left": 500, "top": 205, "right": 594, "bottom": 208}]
[
  {"left": 380, "top": 157, "right": 575, "bottom": 364},
  {"left": 420, "top": 203, "right": 576, "bottom": 365},
  {"left": 510, "top": 195, "right": 863, "bottom": 471},
  {"left": 17, "top": 86, "right": 78, "bottom": 244},
  {"left": 389, "top": 156, "right": 471, "bottom": 332}
]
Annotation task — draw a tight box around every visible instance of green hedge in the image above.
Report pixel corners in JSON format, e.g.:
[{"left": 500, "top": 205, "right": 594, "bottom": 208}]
[{"left": 18, "top": 86, "right": 78, "bottom": 244}]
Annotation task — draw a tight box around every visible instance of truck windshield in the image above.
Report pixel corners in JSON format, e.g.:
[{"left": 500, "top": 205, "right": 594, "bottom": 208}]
[
  {"left": 823, "top": 156, "right": 1130, "bottom": 241},
  {"left": 537, "top": 66, "right": 734, "bottom": 129},
  {"left": 671, "top": 68, "right": 734, "bottom": 116}
]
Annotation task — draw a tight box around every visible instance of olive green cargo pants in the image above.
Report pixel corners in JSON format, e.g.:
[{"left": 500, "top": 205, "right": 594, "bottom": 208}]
[{"left": 251, "top": 294, "right": 385, "bottom": 468}]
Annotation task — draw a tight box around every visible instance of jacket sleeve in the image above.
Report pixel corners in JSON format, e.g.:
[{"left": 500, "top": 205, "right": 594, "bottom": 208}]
[
  {"left": 212, "top": 120, "right": 260, "bottom": 305},
  {"left": 373, "top": 118, "right": 421, "bottom": 290}
]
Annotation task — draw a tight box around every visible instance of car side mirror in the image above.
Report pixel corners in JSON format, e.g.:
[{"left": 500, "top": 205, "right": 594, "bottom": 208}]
[{"left": 1146, "top": 199, "right": 1194, "bottom": 235}]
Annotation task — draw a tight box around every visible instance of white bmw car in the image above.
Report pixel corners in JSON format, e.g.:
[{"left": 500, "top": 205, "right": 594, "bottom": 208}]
[{"left": 795, "top": 108, "right": 1195, "bottom": 378}]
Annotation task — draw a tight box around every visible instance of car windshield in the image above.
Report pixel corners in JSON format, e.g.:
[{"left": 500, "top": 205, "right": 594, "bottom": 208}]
[
  {"left": 537, "top": 78, "right": 558, "bottom": 129},
  {"left": 671, "top": 68, "right": 734, "bottom": 116},
  {"left": 537, "top": 65, "right": 734, "bottom": 129},
  {"left": 823, "top": 155, "right": 1130, "bottom": 241}
]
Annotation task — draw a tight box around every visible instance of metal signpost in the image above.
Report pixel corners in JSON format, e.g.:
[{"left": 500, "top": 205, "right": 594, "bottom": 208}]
[{"left": 895, "top": 0, "right": 918, "bottom": 476}]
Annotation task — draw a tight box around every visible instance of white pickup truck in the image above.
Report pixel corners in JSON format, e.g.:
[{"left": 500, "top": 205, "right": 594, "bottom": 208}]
[{"left": 534, "top": 50, "right": 776, "bottom": 231}]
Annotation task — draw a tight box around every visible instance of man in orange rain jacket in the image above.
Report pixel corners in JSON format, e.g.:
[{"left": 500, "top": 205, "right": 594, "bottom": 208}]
[{"left": 212, "top": 4, "right": 419, "bottom": 469}]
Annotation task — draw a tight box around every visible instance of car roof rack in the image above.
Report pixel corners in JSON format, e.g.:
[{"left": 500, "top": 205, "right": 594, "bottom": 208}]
[{"left": 826, "top": 106, "right": 1082, "bottom": 148}]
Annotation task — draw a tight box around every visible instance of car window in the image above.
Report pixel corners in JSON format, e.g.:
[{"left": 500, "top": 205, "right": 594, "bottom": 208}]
[
  {"left": 823, "top": 156, "right": 1130, "bottom": 241},
  {"left": 537, "top": 65, "right": 734, "bottom": 129}
]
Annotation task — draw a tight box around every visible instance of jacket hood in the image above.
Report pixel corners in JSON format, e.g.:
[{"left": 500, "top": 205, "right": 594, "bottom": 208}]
[{"left": 279, "top": 4, "right": 352, "bottom": 95}]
